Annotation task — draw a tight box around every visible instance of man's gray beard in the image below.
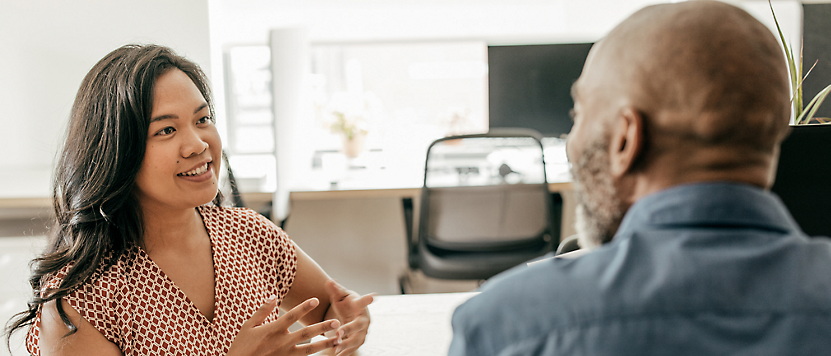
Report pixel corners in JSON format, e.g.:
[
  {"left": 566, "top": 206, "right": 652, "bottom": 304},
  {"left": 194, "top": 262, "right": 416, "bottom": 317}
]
[{"left": 570, "top": 139, "right": 624, "bottom": 249}]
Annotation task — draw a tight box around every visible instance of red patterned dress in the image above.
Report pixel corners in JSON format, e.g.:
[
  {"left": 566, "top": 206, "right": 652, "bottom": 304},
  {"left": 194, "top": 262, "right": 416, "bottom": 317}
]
[{"left": 26, "top": 205, "right": 298, "bottom": 355}]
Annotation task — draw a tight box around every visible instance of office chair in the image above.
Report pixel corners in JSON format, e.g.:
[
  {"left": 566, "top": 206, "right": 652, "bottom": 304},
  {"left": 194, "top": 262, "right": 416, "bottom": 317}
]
[
  {"left": 771, "top": 124, "right": 831, "bottom": 237},
  {"left": 400, "top": 129, "right": 562, "bottom": 293}
]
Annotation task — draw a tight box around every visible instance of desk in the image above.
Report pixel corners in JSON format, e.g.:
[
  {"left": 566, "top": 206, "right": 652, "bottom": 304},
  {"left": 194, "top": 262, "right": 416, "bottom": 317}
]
[
  {"left": 287, "top": 182, "right": 577, "bottom": 250},
  {"left": 290, "top": 182, "right": 572, "bottom": 201},
  {"left": 315, "top": 292, "right": 478, "bottom": 356},
  {"left": 0, "top": 168, "right": 52, "bottom": 211}
]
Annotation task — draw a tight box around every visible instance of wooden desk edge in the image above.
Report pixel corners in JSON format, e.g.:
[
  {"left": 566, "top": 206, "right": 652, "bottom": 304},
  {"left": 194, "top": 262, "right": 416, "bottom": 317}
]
[
  {"left": 0, "top": 183, "right": 573, "bottom": 207},
  {"left": 290, "top": 182, "right": 573, "bottom": 201},
  {"left": 0, "top": 197, "right": 52, "bottom": 209}
]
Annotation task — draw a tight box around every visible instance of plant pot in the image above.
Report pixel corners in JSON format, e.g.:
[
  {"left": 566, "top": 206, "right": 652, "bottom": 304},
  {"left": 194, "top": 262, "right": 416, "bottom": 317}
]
[{"left": 341, "top": 131, "right": 367, "bottom": 158}]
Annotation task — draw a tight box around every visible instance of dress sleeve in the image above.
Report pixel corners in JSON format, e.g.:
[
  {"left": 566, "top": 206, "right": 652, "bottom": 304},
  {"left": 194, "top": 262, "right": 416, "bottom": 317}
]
[
  {"left": 26, "top": 265, "right": 125, "bottom": 355},
  {"left": 62, "top": 274, "right": 123, "bottom": 345},
  {"left": 250, "top": 211, "right": 298, "bottom": 305},
  {"left": 272, "top": 226, "right": 298, "bottom": 304}
]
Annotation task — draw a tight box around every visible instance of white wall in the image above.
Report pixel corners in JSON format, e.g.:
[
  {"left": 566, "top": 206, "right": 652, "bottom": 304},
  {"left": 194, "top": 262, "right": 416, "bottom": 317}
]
[
  {"left": 0, "top": 0, "right": 806, "bottom": 198},
  {"left": 0, "top": 0, "right": 212, "bottom": 198},
  {"left": 206, "top": 0, "right": 668, "bottom": 125},
  {"left": 208, "top": 0, "right": 803, "bottom": 195},
  {"left": 207, "top": 0, "right": 803, "bottom": 114}
]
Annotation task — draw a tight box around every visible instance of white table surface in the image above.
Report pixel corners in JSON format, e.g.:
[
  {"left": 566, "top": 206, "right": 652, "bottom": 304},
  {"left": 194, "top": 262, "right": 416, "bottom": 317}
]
[{"left": 315, "top": 292, "right": 478, "bottom": 356}]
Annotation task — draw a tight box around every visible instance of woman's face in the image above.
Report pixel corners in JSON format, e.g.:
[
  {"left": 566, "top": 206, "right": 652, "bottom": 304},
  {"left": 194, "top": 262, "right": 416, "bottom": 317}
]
[{"left": 134, "top": 68, "right": 222, "bottom": 214}]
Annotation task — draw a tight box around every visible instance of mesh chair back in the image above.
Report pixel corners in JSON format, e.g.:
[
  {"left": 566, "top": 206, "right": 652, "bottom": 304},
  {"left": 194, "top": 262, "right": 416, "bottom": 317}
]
[
  {"left": 419, "top": 130, "right": 552, "bottom": 252},
  {"left": 426, "top": 184, "right": 548, "bottom": 248}
]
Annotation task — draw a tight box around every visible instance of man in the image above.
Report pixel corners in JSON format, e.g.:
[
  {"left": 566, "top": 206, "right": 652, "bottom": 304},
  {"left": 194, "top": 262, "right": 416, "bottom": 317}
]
[{"left": 449, "top": 1, "right": 831, "bottom": 355}]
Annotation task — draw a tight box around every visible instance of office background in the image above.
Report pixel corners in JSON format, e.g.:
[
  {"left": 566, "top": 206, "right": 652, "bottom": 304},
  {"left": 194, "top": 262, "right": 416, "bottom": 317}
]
[
  {"left": 1, "top": 1, "right": 828, "bottom": 354},
  {"left": 0, "top": 0, "right": 808, "bottom": 200}
]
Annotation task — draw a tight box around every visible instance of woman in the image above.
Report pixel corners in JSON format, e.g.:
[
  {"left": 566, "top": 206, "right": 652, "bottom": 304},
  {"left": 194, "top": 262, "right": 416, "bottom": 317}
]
[{"left": 5, "top": 44, "right": 372, "bottom": 355}]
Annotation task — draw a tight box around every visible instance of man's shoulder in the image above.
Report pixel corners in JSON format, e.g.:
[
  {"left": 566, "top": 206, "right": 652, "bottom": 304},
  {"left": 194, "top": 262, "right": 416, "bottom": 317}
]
[
  {"left": 451, "top": 250, "right": 614, "bottom": 355},
  {"left": 459, "top": 248, "right": 612, "bottom": 309},
  {"left": 450, "top": 228, "right": 831, "bottom": 355}
]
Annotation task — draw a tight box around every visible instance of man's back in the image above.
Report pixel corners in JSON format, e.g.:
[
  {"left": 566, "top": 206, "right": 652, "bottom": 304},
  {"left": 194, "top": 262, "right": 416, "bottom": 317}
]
[{"left": 450, "top": 183, "right": 831, "bottom": 355}]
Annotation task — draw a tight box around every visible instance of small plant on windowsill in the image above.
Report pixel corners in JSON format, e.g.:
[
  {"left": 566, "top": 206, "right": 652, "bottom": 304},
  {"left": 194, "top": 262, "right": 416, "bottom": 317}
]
[
  {"left": 770, "top": 0, "right": 831, "bottom": 124},
  {"left": 317, "top": 91, "right": 381, "bottom": 158},
  {"left": 329, "top": 111, "right": 369, "bottom": 158}
]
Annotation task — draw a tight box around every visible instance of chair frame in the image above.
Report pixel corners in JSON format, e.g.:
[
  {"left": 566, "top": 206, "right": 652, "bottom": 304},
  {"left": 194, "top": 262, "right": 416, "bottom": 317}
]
[{"left": 401, "top": 129, "right": 562, "bottom": 286}]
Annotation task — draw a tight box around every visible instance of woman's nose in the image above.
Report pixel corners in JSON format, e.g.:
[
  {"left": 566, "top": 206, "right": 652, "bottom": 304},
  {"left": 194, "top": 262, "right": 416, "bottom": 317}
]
[{"left": 181, "top": 131, "right": 209, "bottom": 158}]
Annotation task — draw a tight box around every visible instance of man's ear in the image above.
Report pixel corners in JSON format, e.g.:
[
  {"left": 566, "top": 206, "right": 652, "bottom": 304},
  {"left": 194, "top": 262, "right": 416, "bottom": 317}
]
[{"left": 609, "top": 107, "right": 645, "bottom": 178}]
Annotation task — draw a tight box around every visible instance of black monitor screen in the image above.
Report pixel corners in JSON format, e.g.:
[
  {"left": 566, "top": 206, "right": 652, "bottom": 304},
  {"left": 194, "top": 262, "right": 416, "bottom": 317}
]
[
  {"left": 488, "top": 43, "right": 593, "bottom": 137},
  {"left": 771, "top": 124, "right": 831, "bottom": 238}
]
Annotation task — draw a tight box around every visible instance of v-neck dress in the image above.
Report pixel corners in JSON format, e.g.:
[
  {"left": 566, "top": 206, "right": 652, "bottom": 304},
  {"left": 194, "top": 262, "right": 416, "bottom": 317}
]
[{"left": 26, "top": 205, "right": 298, "bottom": 355}]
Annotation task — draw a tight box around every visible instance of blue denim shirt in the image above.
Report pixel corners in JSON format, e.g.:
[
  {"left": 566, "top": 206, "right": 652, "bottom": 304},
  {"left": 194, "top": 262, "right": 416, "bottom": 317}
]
[{"left": 449, "top": 182, "right": 831, "bottom": 356}]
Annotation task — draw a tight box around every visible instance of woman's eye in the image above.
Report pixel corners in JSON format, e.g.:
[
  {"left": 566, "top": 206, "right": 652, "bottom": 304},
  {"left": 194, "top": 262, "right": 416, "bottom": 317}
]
[
  {"left": 156, "top": 127, "right": 176, "bottom": 136},
  {"left": 197, "top": 116, "right": 213, "bottom": 125}
]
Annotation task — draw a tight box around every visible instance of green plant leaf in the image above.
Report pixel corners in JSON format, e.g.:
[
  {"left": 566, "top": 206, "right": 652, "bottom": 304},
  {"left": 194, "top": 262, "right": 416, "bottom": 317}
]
[
  {"left": 796, "top": 84, "right": 831, "bottom": 125},
  {"left": 769, "top": 0, "right": 802, "bottom": 118},
  {"left": 769, "top": 0, "right": 831, "bottom": 125}
]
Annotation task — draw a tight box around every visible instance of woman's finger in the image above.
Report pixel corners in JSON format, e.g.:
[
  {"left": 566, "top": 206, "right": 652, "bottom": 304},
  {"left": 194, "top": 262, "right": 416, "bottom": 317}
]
[
  {"left": 241, "top": 295, "right": 278, "bottom": 329},
  {"left": 352, "top": 294, "right": 375, "bottom": 309},
  {"left": 271, "top": 297, "right": 321, "bottom": 331},
  {"left": 334, "top": 318, "right": 369, "bottom": 356},
  {"left": 335, "top": 341, "right": 361, "bottom": 356},
  {"left": 297, "top": 334, "right": 341, "bottom": 356},
  {"left": 336, "top": 318, "right": 368, "bottom": 341},
  {"left": 330, "top": 289, "right": 375, "bottom": 321},
  {"left": 289, "top": 319, "right": 341, "bottom": 344}
]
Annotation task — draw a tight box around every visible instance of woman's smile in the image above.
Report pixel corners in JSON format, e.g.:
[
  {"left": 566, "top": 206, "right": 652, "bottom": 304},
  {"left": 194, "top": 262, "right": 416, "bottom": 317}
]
[{"left": 178, "top": 160, "right": 212, "bottom": 178}]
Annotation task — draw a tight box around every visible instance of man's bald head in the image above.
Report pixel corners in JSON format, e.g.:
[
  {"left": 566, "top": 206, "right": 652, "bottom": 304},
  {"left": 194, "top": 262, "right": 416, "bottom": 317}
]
[
  {"left": 567, "top": 1, "right": 792, "bottom": 247},
  {"left": 580, "top": 0, "right": 791, "bottom": 159}
]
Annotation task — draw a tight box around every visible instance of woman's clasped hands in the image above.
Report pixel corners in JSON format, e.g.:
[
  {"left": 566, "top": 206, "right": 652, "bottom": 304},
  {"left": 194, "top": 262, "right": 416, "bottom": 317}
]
[
  {"left": 227, "top": 280, "right": 374, "bottom": 356},
  {"left": 227, "top": 296, "right": 339, "bottom": 356}
]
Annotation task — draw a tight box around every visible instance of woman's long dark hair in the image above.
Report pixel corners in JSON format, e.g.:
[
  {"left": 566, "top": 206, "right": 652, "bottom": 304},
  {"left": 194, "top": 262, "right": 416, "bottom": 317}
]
[{"left": 5, "top": 44, "right": 220, "bottom": 345}]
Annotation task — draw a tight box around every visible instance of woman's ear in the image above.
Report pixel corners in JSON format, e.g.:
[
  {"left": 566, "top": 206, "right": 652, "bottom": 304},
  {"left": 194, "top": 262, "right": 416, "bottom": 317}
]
[{"left": 609, "top": 107, "right": 645, "bottom": 178}]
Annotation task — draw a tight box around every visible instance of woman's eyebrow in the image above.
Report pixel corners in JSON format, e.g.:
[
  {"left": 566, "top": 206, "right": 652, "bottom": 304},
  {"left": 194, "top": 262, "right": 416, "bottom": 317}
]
[
  {"left": 194, "top": 103, "right": 208, "bottom": 113},
  {"left": 151, "top": 114, "right": 178, "bottom": 123},
  {"left": 151, "top": 103, "right": 208, "bottom": 123}
]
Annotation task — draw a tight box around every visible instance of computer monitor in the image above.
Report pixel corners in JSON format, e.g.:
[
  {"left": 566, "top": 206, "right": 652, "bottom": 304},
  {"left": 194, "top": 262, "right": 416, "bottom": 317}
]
[
  {"left": 487, "top": 43, "right": 593, "bottom": 138},
  {"left": 771, "top": 124, "right": 831, "bottom": 237}
]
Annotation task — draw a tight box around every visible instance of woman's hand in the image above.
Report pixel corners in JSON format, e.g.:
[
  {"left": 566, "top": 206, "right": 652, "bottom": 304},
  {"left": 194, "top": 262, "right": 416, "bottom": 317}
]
[
  {"left": 228, "top": 296, "right": 341, "bottom": 356},
  {"left": 323, "top": 280, "right": 375, "bottom": 356}
]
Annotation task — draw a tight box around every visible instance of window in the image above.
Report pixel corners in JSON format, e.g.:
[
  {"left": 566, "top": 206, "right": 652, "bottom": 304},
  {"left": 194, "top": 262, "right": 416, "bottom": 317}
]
[
  {"left": 224, "top": 46, "right": 277, "bottom": 192},
  {"left": 224, "top": 41, "right": 490, "bottom": 193}
]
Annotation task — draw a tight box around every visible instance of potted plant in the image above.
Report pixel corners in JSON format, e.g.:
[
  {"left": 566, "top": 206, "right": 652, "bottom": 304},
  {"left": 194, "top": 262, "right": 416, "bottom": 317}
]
[
  {"left": 770, "top": 0, "right": 831, "bottom": 124},
  {"left": 329, "top": 111, "right": 368, "bottom": 158},
  {"left": 317, "top": 91, "right": 381, "bottom": 158}
]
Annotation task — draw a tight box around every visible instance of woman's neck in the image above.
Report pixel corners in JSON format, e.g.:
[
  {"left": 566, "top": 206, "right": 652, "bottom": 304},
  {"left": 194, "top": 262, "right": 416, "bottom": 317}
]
[{"left": 141, "top": 206, "right": 206, "bottom": 254}]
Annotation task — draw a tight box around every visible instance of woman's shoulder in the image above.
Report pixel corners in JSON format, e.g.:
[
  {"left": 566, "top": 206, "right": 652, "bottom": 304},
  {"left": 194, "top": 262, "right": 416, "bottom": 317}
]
[
  {"left": 44, "top": 248, "right": 137, "bottom": 295},
  {"left": 33, "top": 247, "right": 141, "bottom": 352}
]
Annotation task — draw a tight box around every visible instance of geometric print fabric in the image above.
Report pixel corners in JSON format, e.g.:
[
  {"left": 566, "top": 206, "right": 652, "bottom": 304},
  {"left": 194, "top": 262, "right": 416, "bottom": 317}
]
[{"left": 26, "top": 205, "right": 298, "bottom": 355}]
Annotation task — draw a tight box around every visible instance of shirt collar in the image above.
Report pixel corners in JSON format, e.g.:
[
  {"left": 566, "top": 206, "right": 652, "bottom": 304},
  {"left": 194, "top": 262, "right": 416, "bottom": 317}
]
[{"left": 613, "top": 182, "right": 801, "bottom": 241}]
